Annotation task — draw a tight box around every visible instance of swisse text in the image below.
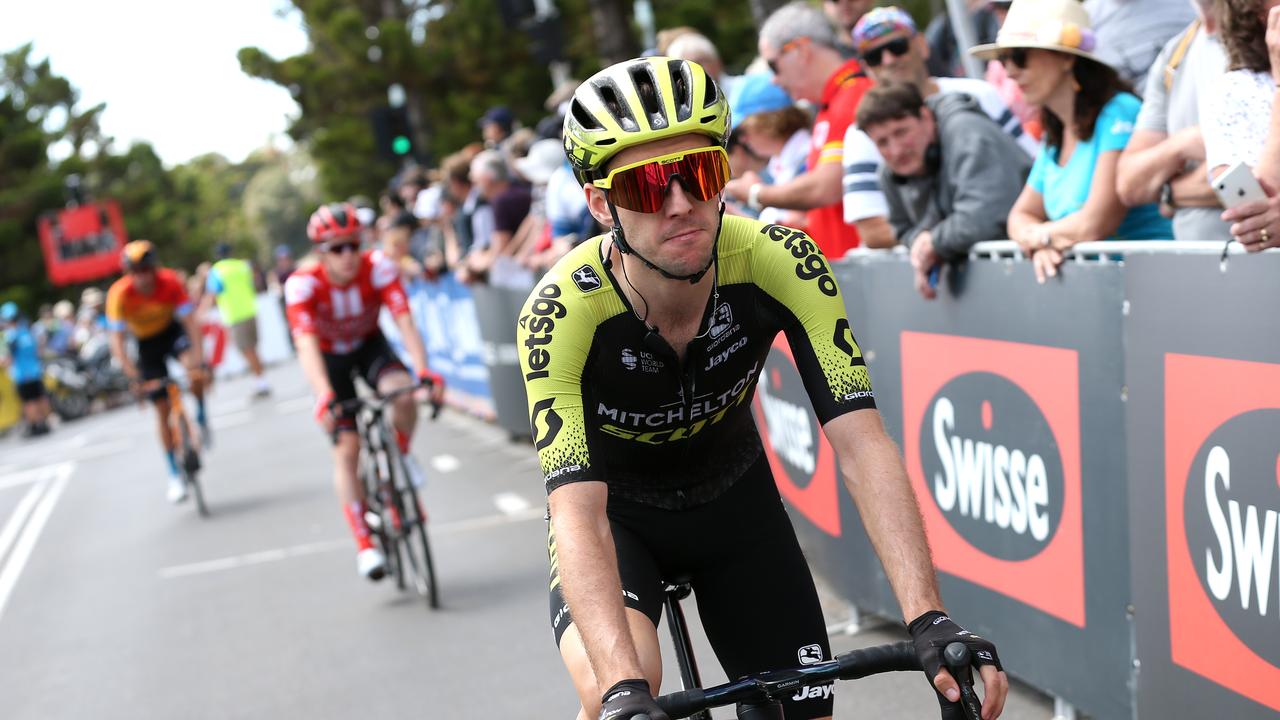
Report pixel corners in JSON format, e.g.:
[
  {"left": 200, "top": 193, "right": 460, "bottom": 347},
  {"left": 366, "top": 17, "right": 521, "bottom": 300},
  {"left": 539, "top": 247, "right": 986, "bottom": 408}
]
[
  {"left": 760, "top": 224, "right": 838, "bottom": 297},
  {"left": 521, "top": 283, "right": 566, "bottom": 381},
  {"left": 932, "top": 396, "right": 1051, "bottom": 541},
  {"left": 759, "top": 378, "right": 815, "bottom": 474},
  {"left": 1203, "top": 446, "right": 1279, "bottom": 618}
]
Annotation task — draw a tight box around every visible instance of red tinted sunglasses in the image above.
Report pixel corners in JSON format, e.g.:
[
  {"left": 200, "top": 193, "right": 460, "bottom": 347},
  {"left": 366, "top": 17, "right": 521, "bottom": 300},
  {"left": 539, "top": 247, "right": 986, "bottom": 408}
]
[{"left": 592, "top": 147, "right": 731, "bottom": 213}]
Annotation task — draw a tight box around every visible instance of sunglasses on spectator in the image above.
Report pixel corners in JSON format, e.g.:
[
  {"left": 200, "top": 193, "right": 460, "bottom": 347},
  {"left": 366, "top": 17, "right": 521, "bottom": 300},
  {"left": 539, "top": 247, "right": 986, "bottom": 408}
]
[
  {"left": 996, "top": 48, "right": 1029, "bottom": 69},
  {"left": 862, "top": 37, "right": 912, "bottom": 67},
  {"left": 766, "top": 37, "right": 810, "bottom": 74},
  {"left": 592, "top": 147, "right": 731, "bottom": 213},
  {"left": 323, "top": 241, "right": 361, "bottom": 255}
]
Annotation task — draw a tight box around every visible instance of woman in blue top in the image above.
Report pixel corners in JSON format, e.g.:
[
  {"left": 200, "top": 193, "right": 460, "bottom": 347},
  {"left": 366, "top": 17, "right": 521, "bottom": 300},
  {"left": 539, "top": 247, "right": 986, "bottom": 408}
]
[{"left": 971, "top": 0, "right": 1172, "bottom": 283}]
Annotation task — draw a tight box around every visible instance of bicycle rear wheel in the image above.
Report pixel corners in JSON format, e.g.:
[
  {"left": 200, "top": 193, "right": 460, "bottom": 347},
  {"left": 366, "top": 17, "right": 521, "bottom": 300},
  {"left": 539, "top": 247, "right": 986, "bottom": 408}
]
[
  {"left": 397, "top": 482, "right": 439, "bottom": 609},
  {"left": 179, "top": 420, "right": 208, "bottom": 518}
]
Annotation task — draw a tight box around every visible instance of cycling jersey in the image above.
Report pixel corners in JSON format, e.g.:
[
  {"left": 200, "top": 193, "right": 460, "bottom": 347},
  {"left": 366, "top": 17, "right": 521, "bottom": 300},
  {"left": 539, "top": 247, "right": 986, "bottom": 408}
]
[
  {"left": 284, "top": 251, "right": 410, "bottom": 354},
  {"left": 105, "top": 269, "right": 193, "bottom": 340},
  {"left": 517, "top": 214, "right": 876, "bottom": 509}
]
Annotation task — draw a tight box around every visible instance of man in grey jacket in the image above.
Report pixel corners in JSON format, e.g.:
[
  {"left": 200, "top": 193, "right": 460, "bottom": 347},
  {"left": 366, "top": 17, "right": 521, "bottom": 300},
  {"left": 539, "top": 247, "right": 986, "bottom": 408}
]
[{"left": 856, "top": 83, "right": 1030, "bottom": 299}]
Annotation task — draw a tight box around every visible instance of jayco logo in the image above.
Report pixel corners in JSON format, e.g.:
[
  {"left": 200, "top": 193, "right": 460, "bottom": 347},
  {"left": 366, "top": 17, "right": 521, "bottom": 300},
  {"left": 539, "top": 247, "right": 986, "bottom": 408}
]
[
  {"left": 921, "top": 372, "right": 1064, "bottom": 561},
  {"left": 790, "top": 684, "right": 834, "bottom": 702},
  {"left": 705, "top": 337, "right": 747, "bottom": 371},
  {"left": 1185, "top": 409, "right": 1280, "bottom": 666}
]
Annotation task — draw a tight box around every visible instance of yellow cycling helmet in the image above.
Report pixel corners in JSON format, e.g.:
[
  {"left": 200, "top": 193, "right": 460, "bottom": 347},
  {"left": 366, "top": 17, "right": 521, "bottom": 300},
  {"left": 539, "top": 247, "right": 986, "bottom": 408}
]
[{"left": 563, "top": 56, "right": 731, "bottom": 182}]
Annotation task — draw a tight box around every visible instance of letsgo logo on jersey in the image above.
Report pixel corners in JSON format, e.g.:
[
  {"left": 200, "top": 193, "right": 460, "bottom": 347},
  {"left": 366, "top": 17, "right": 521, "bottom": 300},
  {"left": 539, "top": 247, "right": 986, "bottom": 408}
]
[
  {"left": 753, "top": 335, "right": 841, "bottom": 536},
  {"left": 1166, "top": 354, "right": 1280, "bottom": 711},
  {"left": 519, "top": 283, "right": 566, "bottom": 382},
  {"left": 902, "top": 332, "right": 1084, "bottom": 627},
  {"left": 759, "top": 224, "right": 838, "bottom": 298}
]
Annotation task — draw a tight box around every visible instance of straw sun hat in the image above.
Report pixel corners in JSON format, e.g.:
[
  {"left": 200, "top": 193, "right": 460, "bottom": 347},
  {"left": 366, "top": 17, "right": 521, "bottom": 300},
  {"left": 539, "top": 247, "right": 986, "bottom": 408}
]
[{"left": 970, "top": 0, "right": 1102, "bottom": 64}]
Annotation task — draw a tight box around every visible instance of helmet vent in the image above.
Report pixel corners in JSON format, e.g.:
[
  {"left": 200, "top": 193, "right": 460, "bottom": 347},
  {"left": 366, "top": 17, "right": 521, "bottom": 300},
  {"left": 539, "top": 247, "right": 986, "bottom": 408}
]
[
  {"left": 668, "top": 59, "right": 693, "bottom": 122},
  {"left": 571, "top": 99, "right": 603, "bottom": 131},
  {"left": 701, "top": 75, "right": 719, "bottom": 108},
  {"left": 597, "top": 80, "right": 639, "bottom": 132},
  {"left": 630, "top": 64, "right": 667, "bottom": 130}
]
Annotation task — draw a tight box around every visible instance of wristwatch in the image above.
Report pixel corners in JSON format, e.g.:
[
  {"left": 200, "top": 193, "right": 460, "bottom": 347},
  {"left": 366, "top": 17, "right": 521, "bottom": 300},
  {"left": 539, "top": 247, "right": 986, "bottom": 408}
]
[
  {"left": 1038, "top": 227, "right": 1053, "bottom": 249},
  {"left": 1160, "top": 181, "right": 1175, "bottom": 208},
  {"left": 747, "top": 183, "right": 764, "bottom": 211}
]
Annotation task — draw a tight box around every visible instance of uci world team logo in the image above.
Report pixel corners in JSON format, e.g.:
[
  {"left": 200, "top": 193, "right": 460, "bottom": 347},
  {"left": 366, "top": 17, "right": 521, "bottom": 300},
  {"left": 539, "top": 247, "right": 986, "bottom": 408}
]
[
  {"left": 1166, "top": 354, "right": 1280, "bottom": 711},
  {"left": 902, "top": 332, "right": 1084, "bottom": 627},
  {"left": 752, "top": 335, "right": 841, "bottom": 536}
]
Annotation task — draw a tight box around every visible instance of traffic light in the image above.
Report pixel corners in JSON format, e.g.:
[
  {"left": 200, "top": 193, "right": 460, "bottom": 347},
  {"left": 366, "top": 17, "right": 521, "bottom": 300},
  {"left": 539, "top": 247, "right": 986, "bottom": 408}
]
[{"left": 370, "top": 105, "right": 415, "bottom": 160}]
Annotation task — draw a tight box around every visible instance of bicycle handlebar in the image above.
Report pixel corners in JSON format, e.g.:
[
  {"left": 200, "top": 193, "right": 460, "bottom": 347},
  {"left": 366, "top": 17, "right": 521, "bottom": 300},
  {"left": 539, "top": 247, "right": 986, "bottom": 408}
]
[
  {"left": 330, "top": 379, "right": 442, "bottom": 419},
  {"left": 648, "top": 641, "right": 982, "bottom": 720}
]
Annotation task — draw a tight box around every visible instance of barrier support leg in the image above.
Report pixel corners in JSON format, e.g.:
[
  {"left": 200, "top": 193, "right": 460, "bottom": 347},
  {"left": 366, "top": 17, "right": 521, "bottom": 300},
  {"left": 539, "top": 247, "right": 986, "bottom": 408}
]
[{"left": 1052, "top": 697, "right": 1077, "bottom": 720}]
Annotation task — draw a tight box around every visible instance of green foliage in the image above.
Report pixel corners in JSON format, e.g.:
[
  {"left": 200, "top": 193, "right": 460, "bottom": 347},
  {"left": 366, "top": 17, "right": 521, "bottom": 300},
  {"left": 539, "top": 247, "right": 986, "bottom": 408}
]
[{"left": 1, "top": 43, "right": 322, "bottom": 310}]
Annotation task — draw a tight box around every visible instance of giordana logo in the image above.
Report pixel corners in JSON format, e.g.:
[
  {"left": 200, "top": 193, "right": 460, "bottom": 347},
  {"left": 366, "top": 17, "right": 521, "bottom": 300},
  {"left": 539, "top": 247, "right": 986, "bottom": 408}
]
[
  {"left": 922, "top": 373, "right": 1064, "bottom": 561},
  {"left": 901, "top": 332, "right": 1083, "bottom": 627},
  {"left": 709, "top": 303, "right": 733, "bottom": 338},
  {"left": 754, "top": 336, "right": 841, "bottom": 536},
  {"left": 797, "top": 644, "right": 824, "bottom": 665},
  {"left": 1166, "top": 353, "right": 1280, "bottom": 709},
  {"left": 572, "top": 264, "right": 601, "bottom": 292},
  {"left": 1186, "top": 411, "right": 1280, "bottom": 667}
]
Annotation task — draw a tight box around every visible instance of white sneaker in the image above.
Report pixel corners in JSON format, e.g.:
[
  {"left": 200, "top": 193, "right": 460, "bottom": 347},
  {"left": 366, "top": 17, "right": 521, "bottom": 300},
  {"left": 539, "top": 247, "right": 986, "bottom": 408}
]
[
  {"left": 403, "top": 454, "right": 427, "bottom": 489},
  {"left": 167, "top": 475, "right": 189, "bottom": 504},
  {"left": 357, "top": 547, "right": 387, "bottom": 581}
]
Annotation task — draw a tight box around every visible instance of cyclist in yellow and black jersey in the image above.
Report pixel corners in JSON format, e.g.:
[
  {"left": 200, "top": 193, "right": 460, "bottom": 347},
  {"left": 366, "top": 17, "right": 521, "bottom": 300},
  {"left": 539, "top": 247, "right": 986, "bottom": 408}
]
[
  {"left": 524, "top": 213, "right": 874, "bottom": 509},
  {"left": 519, "top": 57, "right": 1008, "bottom": 720}
]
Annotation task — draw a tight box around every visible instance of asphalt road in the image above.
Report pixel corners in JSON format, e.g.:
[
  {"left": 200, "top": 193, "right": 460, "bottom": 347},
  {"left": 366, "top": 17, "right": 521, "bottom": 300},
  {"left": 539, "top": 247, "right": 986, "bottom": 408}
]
[{"left": 0, "top": 362, "right": 1055, "bottom": 719}]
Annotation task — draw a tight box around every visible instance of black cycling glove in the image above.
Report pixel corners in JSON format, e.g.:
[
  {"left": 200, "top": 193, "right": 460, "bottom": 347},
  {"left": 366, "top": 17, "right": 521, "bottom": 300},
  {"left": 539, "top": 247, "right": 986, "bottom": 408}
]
[
  {"left": 598, "top": 679, "right": 669, "bottom": 720},
  {"left": 908, "top": 610, "right": 1003, "bottom": 718}
]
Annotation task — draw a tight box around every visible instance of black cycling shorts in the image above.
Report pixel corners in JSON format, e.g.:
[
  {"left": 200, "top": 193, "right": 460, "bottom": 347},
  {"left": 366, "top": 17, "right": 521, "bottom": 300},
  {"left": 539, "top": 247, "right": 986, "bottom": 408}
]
[
  {"left": 322, "top": 331, "right": 407, "bottom": 437},
  {"left": 137, "top": 321, "right": 193, "bottom": 402},
  {"left": 16, "top": 380, "right": 46, "bottom": 402},
  {"left": 547, "top": 456, "right": 835, "bottom": 718}
]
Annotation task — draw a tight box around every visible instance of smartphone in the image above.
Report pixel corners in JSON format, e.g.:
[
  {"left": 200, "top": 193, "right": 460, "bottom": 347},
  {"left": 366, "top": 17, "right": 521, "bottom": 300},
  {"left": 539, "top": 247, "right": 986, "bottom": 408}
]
[{"left": 1212, "top": 161, "right": 1268, "bottom": 209}]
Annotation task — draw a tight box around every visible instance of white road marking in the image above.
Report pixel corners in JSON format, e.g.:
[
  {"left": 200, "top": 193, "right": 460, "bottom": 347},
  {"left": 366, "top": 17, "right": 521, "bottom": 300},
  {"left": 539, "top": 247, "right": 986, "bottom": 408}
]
[
  {"left": 158, "top": 539, "right": 350, "bottom": 579},
  {"left": 158, "top": 507, "right": 544, "bottom": 580},
  {"left": 431, "top": 454, "right": 461, "bottom": 473},
  {"left": 211, "top": 411, "right": 252, "bottom": 430},
  {"left": 0, "top": 465, "right": 55, "bottom": 492},
  {"left": 275, "top": 396, "right": 313, "bottom": 415},
  {"left": 0, "top": 464, "right": 73, "bottom": 625},
  {"left": 0, "top": 481, "right": 47, "bottom": 567},
  {"left": 494, "top": 492, "right": 531, "bottom": 516}
]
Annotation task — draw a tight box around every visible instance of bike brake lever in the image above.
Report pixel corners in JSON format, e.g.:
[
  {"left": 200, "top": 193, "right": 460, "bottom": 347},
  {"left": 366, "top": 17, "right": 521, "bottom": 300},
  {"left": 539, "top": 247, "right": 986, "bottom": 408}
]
[{"left": 943, "top": 642, "right": 983, "bottom": 720}]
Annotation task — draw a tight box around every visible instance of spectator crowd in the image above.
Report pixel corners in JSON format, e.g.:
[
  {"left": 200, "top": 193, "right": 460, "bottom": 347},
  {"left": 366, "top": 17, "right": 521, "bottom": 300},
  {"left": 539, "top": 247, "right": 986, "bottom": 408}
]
[
  {"left": 11, "top": 0, "right": 1280, "bottom": 439},
  {"left": 326, "top": 0, "right": 1280, "bottom": 308}
]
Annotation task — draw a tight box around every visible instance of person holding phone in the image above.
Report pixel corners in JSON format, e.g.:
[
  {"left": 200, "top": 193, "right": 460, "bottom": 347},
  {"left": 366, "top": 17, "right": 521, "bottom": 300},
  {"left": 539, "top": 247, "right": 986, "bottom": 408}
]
[
  {"left": 1203, "top": 1, "right": 1280, "bottom": 251},
  {"left": 976, "top": 0, "right": 1173, "bottom": 284}
]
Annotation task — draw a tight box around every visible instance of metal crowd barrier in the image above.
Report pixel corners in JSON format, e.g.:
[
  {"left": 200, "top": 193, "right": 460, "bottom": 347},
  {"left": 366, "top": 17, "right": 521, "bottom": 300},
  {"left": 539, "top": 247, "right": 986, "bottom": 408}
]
[{"left": 754, "top": 242, "right": 1279, "bottom": 720}]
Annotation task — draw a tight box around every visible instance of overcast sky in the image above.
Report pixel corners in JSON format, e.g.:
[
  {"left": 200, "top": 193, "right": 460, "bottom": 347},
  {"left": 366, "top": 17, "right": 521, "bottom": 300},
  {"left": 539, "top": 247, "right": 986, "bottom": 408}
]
[{"left": 3, "top": 0, "right": 309, "bottom": 166}]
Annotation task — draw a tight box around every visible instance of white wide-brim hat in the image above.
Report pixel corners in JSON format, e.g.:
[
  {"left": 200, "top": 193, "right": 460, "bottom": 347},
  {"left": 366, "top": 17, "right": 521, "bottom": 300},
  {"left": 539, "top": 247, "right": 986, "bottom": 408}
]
[{"left": 970, "top": 0, "right": 1104, "bottom": 65}]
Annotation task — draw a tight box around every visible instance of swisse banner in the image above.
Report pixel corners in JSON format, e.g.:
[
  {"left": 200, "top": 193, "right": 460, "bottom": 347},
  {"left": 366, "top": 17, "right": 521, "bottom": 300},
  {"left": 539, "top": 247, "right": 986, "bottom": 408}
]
[
  {"left": 1168, "top": 355, "right": 1280, "bottom": 709},
  {"left": 903, "top": 333, "right": 1084, "bottom": 626},
  {"left": 834, "top": 257, "right": 1131, "bottom": 720},
  {"left": 1127, "top": 252, "right": 1280, "bottom": 720},
  {"left": 755, "top": 334, "right": 842, "bottom": 536}
]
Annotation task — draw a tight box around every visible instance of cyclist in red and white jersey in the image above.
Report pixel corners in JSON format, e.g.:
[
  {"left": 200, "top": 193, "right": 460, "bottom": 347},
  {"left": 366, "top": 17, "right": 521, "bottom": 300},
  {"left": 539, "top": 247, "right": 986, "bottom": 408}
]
[{"left": 286, "top": 202, "right": 445, "bottom": 580}]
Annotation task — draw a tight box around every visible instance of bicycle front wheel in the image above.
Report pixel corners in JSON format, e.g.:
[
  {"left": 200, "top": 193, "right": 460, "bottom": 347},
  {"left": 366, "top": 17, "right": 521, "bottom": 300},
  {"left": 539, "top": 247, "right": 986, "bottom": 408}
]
[
  {"left": 179, "top": 419, "right": 208, "bottom": 518},
  {"left": 398, "top": 482, "right": 439, "bottom": 609}
]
